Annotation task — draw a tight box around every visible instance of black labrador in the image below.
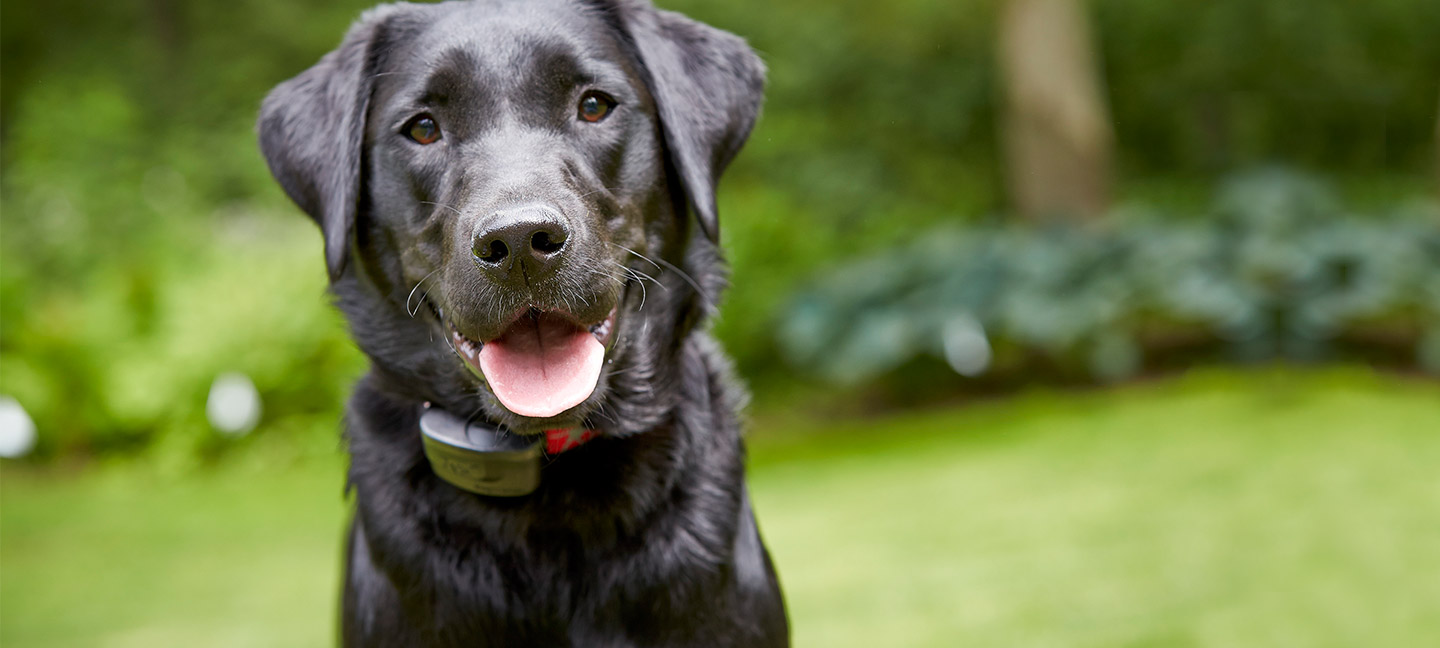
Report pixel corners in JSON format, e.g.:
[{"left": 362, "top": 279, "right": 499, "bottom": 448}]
[{"left": 257, "top": 0, "right": 786, "bottom": 645}]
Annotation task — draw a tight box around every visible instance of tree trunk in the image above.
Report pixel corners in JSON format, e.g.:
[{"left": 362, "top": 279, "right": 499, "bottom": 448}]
[{"left": 998, "top": 0, "right": 1114, "bottom": 221}]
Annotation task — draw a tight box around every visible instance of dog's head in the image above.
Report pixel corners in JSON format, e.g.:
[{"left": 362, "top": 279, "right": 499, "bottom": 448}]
[{"left": 259, "top": 0, "right": 763, "bottom": 434}]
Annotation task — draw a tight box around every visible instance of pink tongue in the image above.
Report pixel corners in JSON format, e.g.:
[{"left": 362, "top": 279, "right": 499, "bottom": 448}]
[{"left": 478, "top": 313, "right": 604, "bottom": 418}]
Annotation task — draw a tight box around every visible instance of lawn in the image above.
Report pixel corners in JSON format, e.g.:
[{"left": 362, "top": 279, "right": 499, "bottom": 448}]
[{"left": 3, "top": 368, "right": 1438, "bottom": 647}]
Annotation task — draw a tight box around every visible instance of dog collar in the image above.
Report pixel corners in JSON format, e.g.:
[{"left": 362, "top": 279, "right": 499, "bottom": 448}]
[{"left": 417, "top": 403, "right": 596, "bottom": 497}]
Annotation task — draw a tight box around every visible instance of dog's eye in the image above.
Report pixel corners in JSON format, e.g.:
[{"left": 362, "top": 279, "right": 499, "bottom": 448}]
[
  {"left": 577, "top": 91, "right": 616, "bottom": 123},
  {"left": 405, "top": 115, "right": 442, "bottom": 144}
]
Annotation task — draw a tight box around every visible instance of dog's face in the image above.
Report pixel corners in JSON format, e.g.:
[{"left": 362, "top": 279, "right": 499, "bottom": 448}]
[
  {"left": 260, "top": 0, "right": 762, "bottom": 434},
  {"left": 365, "top": 3, "right": 665, "bottom": 422}
]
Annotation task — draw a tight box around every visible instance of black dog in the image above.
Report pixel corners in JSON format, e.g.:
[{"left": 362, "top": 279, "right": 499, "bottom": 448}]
[{"left": 258, "top": 0, "right": 786, "bottom": 645}]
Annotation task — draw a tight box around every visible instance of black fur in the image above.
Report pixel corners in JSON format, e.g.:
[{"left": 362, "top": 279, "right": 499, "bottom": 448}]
[{"left": 257, "top": 0, "right": 786, "bottom": 645}]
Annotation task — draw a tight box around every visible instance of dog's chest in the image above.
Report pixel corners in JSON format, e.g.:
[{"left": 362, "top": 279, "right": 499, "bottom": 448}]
[{"left": 348, "top": 518, "right": 749, "bottom": 647}]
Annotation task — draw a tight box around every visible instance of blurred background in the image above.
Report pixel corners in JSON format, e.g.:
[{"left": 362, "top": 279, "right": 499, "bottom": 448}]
[{"left": 2, "top": 0, "right": 1439, "bottom": 645}]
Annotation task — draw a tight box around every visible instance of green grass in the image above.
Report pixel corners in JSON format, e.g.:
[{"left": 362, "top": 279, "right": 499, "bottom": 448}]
[{"left": 4, "top": 368, "right": 1439, "bottom": 647}]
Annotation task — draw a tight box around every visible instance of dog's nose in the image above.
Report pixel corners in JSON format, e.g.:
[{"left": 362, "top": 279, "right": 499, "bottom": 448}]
[{"left": 472, "top": 206, "right": 570, "bottom": 284}]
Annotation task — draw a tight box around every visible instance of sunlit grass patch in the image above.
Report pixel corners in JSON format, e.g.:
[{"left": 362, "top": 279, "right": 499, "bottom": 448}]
[{"left": 3, "top": 368, "right": 1437, "bottom": 647}]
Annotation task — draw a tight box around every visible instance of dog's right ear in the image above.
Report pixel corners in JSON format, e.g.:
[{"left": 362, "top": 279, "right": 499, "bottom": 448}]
[{"left": 257, "top": 5, "right": 409, "bottom": 282}]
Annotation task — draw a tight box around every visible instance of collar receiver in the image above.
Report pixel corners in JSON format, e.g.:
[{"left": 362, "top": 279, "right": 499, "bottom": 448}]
[{"left": 419, "top": 406, "right": 541, "bottom": 497}]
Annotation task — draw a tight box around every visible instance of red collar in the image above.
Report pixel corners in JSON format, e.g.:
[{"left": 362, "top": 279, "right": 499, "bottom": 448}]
[{"left": 544, "top": 427, "right": 598, "bottom": 454}]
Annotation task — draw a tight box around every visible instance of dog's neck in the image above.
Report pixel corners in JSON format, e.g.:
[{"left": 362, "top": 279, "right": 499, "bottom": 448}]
[{"left": 417, "top": 403, "right": 597, "bottom": 497}]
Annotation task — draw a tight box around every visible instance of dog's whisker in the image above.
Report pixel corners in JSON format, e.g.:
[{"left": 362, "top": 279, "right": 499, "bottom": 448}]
[
  {"left": 604, "top": 365, "right": 646, "bottom": 378},
  {"left": 419, "top": 201, "right": 463, "bottom": 217},
  {"left": 626, "top": 265, "right": 659, "bottom": 283},
  {"left": 600, "top": 257, "right": 664, "bottom": 305},
  {"left": 582, "top": 264, "right": 642, "bottom": 309},
  {"left": 602, "top": 265, "right": 647, "bottom": 310},
  {"left": 609, "top": 243, "right": 711, "bottom": 306},
  {"left": 590, "top": 399, "right": 621, "bottom": 431},
  {"left": 610, "top": 243, "right": 662, "bottom": 273},
  {"left": 407, "top": 268, "right": 442, "bottom": 318},
  {"left": 610, "top": 260, "right": 652, "bottom": 285},
  {"left": 574, "top": 184, "right": 627, "bottom": 201},
  {"left": 648, "top": 256, "right": 710, "bottom": 308},
  {"left": 615, "top": 265, "right": 649, "bottom": 311},
  {"left": 587, "top": 267, "right": 627, "bottom": 287},
  {"left": 622, "top": 266, "right": 663, "bottom": 292},
  {"left": 556, "top": 283, "right": 577, "bottom": 315}
]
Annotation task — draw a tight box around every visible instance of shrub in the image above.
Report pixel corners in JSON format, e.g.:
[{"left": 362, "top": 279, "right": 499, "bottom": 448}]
[{"left": 778, "top": 169, "right": 1440, "bottom": 384}]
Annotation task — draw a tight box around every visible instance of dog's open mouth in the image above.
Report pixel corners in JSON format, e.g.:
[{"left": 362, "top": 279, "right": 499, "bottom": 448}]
[{"left": 450, "top": 307, "right": 618, "bottom": 418}]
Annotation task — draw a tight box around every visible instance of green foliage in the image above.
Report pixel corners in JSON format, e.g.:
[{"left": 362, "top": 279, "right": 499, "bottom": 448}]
[
  {"left": 0, "top": 208, "right": 363, "bottom": 460},
  {"left": 2, "top": 0, "right": 1437, "bottom": 461},
  {"left": 0, "top": 0, "right": 368, "bottom": 460},
  {"left": 780, "top": 169, "right": 1440, "bottom": 384},
  {"left": 1095, "top": 0, "right": 1440, "bottom": 172}
]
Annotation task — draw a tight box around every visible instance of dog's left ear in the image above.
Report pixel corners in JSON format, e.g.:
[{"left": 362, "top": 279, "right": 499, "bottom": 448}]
[
  {"left": 257, "top": 5, "right": 412, "bottom": 282},
  {"left": 621, "top": 3, "right": 766, "bottom": 243}
]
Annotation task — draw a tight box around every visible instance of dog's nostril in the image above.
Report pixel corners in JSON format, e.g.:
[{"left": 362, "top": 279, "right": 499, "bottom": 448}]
[
  {"left": 475, "top": 238, "right": 509, "bottom": 264},
  {"left": 531, "top": 230, "right": 566, "bottom": 255}
]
